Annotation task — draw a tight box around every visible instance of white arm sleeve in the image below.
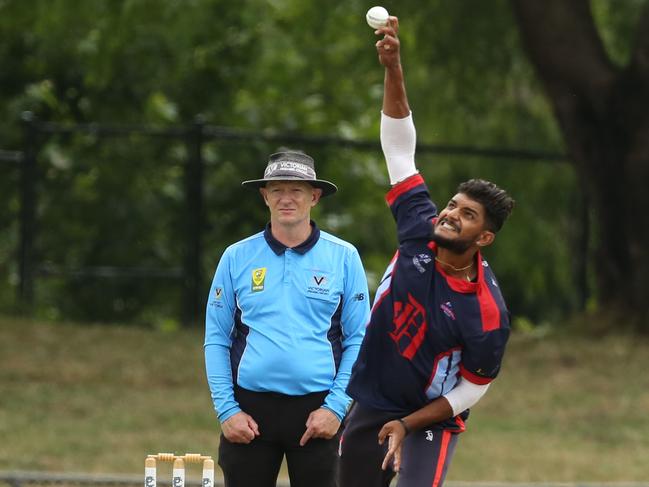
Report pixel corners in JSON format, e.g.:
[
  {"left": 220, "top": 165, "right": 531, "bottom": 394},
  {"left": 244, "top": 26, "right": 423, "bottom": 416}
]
[
  {"left": 443, "top": 378, "right": 491, "bottom": 416},
  {"left": 380, "top": 111, "right": 418, "bottom": 185}
]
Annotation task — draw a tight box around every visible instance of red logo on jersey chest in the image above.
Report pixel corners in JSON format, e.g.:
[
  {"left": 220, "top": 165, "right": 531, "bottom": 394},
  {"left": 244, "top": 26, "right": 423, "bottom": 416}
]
[{"left": 390, "top": 293, "right": 427, "bottom": 360}]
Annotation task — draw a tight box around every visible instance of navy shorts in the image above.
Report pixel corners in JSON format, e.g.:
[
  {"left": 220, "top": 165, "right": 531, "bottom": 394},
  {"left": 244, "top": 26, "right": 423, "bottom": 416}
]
[{"left": 339, "top": 402, "right": 459, "bottom": 487}]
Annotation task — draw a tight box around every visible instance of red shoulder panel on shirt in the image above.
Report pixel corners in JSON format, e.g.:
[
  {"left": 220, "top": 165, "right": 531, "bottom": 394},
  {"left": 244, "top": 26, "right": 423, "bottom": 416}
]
[
  {"left": 477, "top": 280, "right": 501, "bottom": 332},
  {"left": 386, "top": 174, "right": 425, "bottom": 206}
]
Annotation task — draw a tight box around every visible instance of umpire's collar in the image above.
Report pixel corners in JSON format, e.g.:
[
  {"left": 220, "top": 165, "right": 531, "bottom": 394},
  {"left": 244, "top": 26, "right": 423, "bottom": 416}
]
[{"left": 264, "top": 221, "right": 321, "bottom": 255}]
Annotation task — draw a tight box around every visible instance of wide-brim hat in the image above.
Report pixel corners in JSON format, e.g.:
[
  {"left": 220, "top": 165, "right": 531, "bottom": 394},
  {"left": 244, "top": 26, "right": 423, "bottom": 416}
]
[{"left": 241, "top": 151, "right": 338, "bottom": 197}]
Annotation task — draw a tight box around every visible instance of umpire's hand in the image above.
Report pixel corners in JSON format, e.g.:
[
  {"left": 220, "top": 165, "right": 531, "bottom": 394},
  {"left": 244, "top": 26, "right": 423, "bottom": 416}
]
[
  {"left": 299, "top": 407, "right": 341, "bottom": 446},
  {"left": 221, "top": 411, "right": 260, "bottom": 444}
]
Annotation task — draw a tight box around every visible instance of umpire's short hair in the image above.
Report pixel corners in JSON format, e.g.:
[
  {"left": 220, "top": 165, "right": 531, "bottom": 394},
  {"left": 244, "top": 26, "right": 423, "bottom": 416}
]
[{"left": 457, "top": 179, "right": 514, "bottom": 232}]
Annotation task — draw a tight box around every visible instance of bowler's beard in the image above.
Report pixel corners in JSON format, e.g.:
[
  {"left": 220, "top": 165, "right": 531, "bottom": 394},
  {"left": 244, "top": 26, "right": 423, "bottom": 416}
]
[{"left": 431, "top": 229, "right": 476, "bottom": 254}]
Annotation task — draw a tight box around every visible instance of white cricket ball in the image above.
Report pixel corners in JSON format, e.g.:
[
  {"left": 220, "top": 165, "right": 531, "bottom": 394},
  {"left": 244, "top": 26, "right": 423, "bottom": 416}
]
[{"left": 366, "top": 6, "right": 389, "bottom": 29}]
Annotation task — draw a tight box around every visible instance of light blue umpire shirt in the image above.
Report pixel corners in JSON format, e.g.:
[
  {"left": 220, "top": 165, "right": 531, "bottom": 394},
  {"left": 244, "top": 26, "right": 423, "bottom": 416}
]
[{"left": 204, "top": 221, "right": 370, "bottom": 423}]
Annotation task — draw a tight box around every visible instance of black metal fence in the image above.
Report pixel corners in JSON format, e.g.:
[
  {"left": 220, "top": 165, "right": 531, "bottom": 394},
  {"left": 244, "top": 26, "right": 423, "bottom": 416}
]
[{"left": 3, "top": 112, "right": 570, "bottom": 327}]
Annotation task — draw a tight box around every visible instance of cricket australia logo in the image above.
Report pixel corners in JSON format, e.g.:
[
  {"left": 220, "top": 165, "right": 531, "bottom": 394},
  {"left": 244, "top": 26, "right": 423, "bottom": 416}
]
[
  {"left": 251, "top": 267, "right": 267, "bottom": 292},
  {"left": 390, "top": 293, "right": 427, "bottom": 360}
]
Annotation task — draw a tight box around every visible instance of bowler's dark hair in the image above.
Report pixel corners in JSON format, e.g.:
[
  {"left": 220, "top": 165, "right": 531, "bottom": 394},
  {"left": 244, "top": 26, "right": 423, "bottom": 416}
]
[{"left": 457, "top": 179, "right": 514, "bottom": 232}]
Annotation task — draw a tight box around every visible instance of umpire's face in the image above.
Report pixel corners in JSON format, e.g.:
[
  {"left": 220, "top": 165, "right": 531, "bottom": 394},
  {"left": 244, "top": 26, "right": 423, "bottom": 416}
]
[{"left": 260, "top": 180, "right": 323, "bottom": 229}]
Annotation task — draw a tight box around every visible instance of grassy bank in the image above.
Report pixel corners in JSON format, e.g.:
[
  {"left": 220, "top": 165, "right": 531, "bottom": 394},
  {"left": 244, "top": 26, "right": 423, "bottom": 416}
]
[{"left": 1, "top": 316, "right": 648, "bottom": 481}]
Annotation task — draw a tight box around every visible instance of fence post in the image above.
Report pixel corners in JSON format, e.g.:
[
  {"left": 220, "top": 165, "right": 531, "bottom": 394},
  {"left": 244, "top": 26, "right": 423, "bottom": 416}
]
[
  {"left": 18, "top": 111, "right": 38, "bottom": 313},
  {"left": 182, "top": 115, "right": 205, "bottom": 327}
]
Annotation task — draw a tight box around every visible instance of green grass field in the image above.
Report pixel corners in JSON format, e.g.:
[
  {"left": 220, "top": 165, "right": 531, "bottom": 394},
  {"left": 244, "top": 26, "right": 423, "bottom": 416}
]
[{"left": 1, "top": 315, "right": 648, "bottom": 481}]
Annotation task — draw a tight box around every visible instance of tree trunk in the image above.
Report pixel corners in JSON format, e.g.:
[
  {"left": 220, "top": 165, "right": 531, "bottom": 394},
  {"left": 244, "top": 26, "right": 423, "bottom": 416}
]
[{"left": 511, "top": 0, "right": 649, "bottom": 328}]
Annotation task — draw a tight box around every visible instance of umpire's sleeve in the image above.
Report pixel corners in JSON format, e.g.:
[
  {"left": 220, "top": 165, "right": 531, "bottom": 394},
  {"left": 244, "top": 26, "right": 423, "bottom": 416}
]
[
  {"left": 204, "top": 247, "right": 241, "bottom": 423},
  {"left": 322, "top": 246, "right": 370, "bottom": 420}
]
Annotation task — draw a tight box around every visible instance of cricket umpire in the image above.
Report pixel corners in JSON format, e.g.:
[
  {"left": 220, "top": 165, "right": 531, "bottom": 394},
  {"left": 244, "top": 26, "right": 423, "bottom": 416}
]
[{"left": 204, "top": 151, "right": 370, "bottom": 487}]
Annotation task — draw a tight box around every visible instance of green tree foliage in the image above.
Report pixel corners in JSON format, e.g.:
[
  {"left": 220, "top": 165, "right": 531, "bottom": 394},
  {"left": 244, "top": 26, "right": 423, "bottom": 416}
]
[{"left": 0, "top": 0, "right": 634, "bottom": 326}]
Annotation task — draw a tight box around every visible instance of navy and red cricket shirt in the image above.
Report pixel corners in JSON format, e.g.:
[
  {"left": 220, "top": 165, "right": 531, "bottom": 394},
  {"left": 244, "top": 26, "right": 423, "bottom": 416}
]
[{"left": 346, "top": 174, "right": 510, "bottom": 432}]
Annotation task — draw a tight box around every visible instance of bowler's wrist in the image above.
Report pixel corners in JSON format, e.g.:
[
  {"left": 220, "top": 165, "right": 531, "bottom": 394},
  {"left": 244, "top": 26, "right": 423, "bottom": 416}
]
[{"left": 397, "top": 417, "right": 411, "bottom": 435}]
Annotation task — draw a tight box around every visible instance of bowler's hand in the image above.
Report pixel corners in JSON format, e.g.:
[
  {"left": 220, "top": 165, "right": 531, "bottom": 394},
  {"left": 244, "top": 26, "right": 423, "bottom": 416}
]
[
  {"left": 378, "top": 420, "right": 407, "bottom": 472},
  {"left": 221, "top": 411, "right": 260, "bottom": 444},
  {"left": 375, "top": 16, "right": 401, "bottom": 68},
  {"left": 299, "top": 408, "right": 341, "bottom": 446}
]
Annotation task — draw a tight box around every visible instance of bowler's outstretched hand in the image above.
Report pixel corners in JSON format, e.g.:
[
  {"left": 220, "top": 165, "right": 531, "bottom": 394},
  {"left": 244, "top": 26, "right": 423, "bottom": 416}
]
[
  {"left": 378, "top": 420, "right": 407, "bottom": 472},
  {"left": 375, "top": 16, "right": 401, "bottom": 68}
]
